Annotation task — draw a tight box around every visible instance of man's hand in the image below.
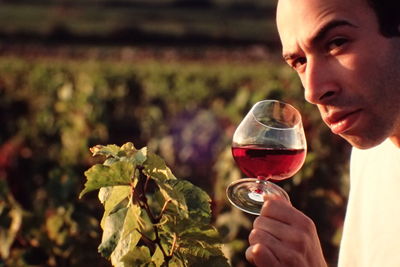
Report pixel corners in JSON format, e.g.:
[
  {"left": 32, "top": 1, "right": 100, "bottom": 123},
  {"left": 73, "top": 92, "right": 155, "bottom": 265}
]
[{"left": 245, "top": 195, "right": 327, "bottom": 267}]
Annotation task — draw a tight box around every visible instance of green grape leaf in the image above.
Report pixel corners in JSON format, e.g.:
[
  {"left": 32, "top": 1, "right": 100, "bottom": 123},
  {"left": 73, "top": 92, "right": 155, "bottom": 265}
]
[
  {"left": 172, "top": 250, "right": 229, "bottom": 267},
  {"left": 161, "top": 216, "right": 229, "bottom": 266},
  {"left": 179, "top": 241, "right": 223, "bottom": 259},
  {"left": 99, "top": 186, "right": 130, "bottom": 206},
  {"left": 99, "top": 207, "right": 129, "bottom": 258},
  {"left": 151, "top": 246, "right": 164, "bottom": 267},
  {"left": 165, "top": 223, "right": 226, "bottom": 260},
  {"left": 179, "top": 225, "right": 223, "bottom": 245},
  {"left": 104, "top": 158, "right": 120, "bottom": 166},
  {"left": 99, "top": 204, "right": 142, "bottom": 261},
  {"left": 99, "top": 186, "right": 131, "bottom": 228},
  {"left": 82, "top": 142, "right": 229, "bottom": 266},
  {"left": 110, "top": 205, "right": 142, "bottom": 266},
  {"left": 156, "top": 179, "right": 189, "bottom": 219},
  {"left": 143, "top": 151, "right": 176, "bottom": 182},
  {"left": 89, "top": 143, "right": 148, "bottom": 166},
  {"left": 170, "top": 179, "right": 212, "bottom": 222},
  {"left": 120, "top": 142, "right": 137, "bottom": 155},
  {"left": 120, "top": 246, "right": 151, "bottom": 267},
  {"left": 190, "top": 256, "right": 231, "bottom": 267},
  {"left": 122, "top": 144, "right": 147, "bottom": 165},
  {"left": 117, "top": 245, "right": 164, "bottom": 267},
  {"left": 168, "top": 254, "right": 229, "bottom": 267},
  {"left": 80, "top": 161, "right": 134, "bottom": 198},
  {"left": 161, "top": 179, "right": 211, "bottom": 224},
  {"left": 133, "top": 147, "right": 147, "bottom": 165},
  {"left": 90, "top": 144, "right": 123, "bottom": 158},
  {"left": 167, "top": 258, "right": 185, "bottom": 267},
  {"left": 175, "top": 243, "right": 229, "bottom": 267}
]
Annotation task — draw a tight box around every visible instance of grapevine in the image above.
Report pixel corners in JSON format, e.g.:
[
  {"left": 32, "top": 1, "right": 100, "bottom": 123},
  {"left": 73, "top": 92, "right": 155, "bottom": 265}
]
[{"left": 80, "top": 142, "right": 230, "bottom": 267}]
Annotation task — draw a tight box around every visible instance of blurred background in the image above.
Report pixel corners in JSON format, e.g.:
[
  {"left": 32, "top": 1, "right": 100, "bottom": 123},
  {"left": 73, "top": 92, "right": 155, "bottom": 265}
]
[{"left": 0, "top": 0, "right": 351, "bottom": 266}]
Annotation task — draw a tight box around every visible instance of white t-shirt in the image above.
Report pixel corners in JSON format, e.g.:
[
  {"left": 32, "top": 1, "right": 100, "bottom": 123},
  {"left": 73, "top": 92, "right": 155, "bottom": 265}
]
[{"left": 338, "top": 138, "right": 400, "bottom": 267}]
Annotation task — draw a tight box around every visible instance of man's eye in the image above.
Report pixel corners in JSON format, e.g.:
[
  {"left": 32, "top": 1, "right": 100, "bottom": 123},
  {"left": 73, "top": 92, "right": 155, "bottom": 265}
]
[
  {"left": 327, "top": 37, "right": 348, "bottom": 52},
  {"left": 292, "top": 57, "right": 307, "bottom": 70}
]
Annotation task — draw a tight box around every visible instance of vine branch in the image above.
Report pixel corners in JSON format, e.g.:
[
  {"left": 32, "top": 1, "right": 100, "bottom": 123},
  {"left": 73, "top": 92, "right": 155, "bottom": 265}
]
[{"left": 131, "top": 166, "right": 175, "bottom": 265}]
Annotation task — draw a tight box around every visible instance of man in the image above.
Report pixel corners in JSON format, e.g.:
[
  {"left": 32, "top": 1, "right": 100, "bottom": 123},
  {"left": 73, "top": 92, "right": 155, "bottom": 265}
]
[{"left": 245, "top": 0, "right": 400, "bottom": 266}]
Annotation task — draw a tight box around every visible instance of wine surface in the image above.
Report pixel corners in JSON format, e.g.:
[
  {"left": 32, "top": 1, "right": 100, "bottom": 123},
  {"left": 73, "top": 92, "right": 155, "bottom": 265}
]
[{"left": 232, "top": 146, "right": 306, "bottom": 180}]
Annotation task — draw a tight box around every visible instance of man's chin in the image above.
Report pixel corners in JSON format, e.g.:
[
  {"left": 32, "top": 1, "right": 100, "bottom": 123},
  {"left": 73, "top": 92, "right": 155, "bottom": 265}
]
[{"left": 341, "top": 134, "right": 386, "bottom": 150}]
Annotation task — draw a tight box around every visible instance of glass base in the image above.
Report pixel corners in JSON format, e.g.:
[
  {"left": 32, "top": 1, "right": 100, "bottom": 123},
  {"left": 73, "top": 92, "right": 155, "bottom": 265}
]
[{"left": 226, "top": 178, "right": 290, "bottom": 215}]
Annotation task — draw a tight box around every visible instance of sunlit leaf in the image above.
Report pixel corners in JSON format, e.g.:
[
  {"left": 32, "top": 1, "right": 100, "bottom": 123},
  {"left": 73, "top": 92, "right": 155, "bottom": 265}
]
[
  {"left": 133, "top": 147, "right": 147, "bottom": 165},
  {"left": 157, "top": 180, "right": 189, "bottom": 219},
  {"left": 99, "top": 186, "right": 131, "bottom": 228},
  {"left": 120, "top": 246, "right": 151, "bottom": 267},
  {"left": 143, "top": 152, "right": 176, "bottom": 182},
  {"left": 104, "top": 158, "right": 120, "bottom": 166},
  {"left": 90, "top": 144, "right": 122, "bottom": 158},
  {"left": 110, "top": 205, "right": 142, "bottom": 266},
  {"left": 190, "top": 255, "right": 231, "bottom": 267},
  {"left": 83, "top": 143, "right": 229, "bottom": 266},
  {"left": 179, "top": 225, "right": 222, "bottom": 245},
  {"left": 80, "top": 161, "right": 134, "bottom": 198},
  {"left": 171, "top": 180, "right": 212, "bottom": 222},
  {"left": 98, "top": 207, "right": 129, "bottom": 258},
  {"left": 120, "top": 142, "right": 136, "bottom": 152},
  {"left": 151, "top": 246, "right": 164, "bottom": 267},
  {"left": 168, "top": 257, "right": 185, "bottom": 267},
  {"left": 162, "top": 179, "right": 211, "bottom": 223}
]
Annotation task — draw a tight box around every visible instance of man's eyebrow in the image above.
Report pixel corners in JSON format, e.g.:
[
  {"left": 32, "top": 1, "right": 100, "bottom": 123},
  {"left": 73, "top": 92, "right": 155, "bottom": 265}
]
[
  {"left": 310, "top": 19, "right": 357, "bottom": 45},
  {"left": 282, "top": 19, "right": 357, "bottom": 61}
]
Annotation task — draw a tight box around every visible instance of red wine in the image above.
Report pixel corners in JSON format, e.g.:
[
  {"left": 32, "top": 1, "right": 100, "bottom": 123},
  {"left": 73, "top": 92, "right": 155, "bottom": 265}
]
[{"left": 232, "top": 146, "right": 306, "bottom": 181}]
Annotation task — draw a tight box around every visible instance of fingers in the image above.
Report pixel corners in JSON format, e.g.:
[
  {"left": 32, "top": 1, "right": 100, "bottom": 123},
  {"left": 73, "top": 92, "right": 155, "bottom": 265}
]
[
  {"left": 249, "top": 225, "right": 281, "bottom": 249},
  {"left": 260, "top": 195, "right": 311, "bottom": 230},
  {"left": 249, "top": 218, "right": 303, "bottom": 256},
  {"left": 263, "top": 191, "right": 291, "bottom": 205},
  {"left": 246, "top": 243, "right": 280, "bottom": 267},
  {"left": 260, "top": 195, "right": 292, "bottom": 222},
  {"left": 247, "top": 231, "right": 305, "bottom": 267},
  {"left": 252, "top": 216, "right": 292, "bottom": 242},
  {"left": 246, "top": 196, "right": 321, "bottom": 266}
]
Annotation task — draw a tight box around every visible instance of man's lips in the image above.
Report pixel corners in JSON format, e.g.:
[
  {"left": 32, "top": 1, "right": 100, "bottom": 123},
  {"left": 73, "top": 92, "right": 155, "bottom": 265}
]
[{"left": 324, "top": 109, "right": 362, "bottom": 134}]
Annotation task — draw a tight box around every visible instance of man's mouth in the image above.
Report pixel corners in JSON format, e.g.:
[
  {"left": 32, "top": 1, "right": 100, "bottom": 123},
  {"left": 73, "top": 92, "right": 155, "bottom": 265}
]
[{"left": 325, "top": 109, "right": 362, "bottom": 135}]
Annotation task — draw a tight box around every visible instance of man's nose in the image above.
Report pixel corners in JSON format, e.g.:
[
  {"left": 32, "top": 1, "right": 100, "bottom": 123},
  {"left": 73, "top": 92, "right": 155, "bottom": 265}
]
[{"left": 302, "top": 57, "right": 340, "bottom": 105}]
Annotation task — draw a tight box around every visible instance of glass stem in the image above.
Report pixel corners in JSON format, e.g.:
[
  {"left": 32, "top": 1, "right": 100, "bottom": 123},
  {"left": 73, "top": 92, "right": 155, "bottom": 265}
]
[{"left": 255, "top": 176, "right": 269, "bottom": 194}]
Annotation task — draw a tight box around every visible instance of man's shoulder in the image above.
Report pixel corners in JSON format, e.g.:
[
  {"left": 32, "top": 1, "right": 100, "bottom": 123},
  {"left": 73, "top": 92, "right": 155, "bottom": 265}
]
[{"left": 350, "top": 138, "right": 400, "bottom": 173}]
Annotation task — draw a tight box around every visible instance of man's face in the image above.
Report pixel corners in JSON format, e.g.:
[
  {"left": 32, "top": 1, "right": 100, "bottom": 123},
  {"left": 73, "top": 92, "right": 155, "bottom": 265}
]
[{"left": 276, "top": 0, "right": 400, "bottom": 149}]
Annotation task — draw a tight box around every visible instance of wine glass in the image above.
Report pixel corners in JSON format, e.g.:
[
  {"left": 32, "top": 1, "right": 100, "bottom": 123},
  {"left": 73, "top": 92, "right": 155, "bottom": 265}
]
[{"left": 226, "top": 100, "right": 307, "bottom": 215}]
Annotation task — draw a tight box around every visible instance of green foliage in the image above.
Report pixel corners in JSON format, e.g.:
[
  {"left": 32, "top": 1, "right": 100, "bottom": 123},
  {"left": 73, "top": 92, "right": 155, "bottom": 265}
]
[
  {"left": 80, "top": 142, "right": 229, "bottom": 266},
  {"left": 0, "top": 56, "right": 350, "bottom": 266}
]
